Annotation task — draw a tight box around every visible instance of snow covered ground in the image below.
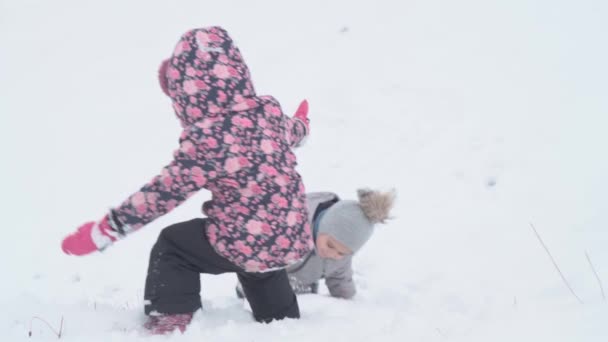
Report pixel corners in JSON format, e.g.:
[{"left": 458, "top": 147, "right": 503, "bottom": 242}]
[{"left": 1, "top": 0, "right": 607, "bottom": 340}]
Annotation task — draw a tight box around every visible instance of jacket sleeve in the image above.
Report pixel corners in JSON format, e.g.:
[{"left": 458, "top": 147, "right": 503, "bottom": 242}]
[
  {"left": 111, "top": 126, "right": 213, "bottom": 233},
  {"left": 284, "top": 116, "right": 309, "bottom": 148},
  {"left": 325, "top": 257, "right": 357, "bottom": 299}
]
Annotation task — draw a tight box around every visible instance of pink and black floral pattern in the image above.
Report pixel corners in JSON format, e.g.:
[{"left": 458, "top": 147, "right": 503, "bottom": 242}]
[{"left": 112, "top": 27, "right": 312, "bottom": 272}]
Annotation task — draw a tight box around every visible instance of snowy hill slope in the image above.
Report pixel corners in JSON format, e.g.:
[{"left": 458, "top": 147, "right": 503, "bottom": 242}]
[{"left": 1, "top": 0, "right": 607, "bottom": 340}]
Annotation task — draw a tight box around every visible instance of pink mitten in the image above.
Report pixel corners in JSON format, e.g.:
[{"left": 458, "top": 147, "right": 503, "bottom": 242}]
[
  {"left": 61, "top": 215, "right": 118, "bottom": 256},
  {"left": 293, "top": 99, "right": 310, "bottom": 132}
]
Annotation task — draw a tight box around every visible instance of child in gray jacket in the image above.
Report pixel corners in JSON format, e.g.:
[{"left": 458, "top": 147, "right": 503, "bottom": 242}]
[{"left": 237, "top": 188, "right": 395, "bottom": 299}]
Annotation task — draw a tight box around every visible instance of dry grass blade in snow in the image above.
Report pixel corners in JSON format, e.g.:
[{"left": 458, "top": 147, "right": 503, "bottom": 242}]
[
  {"left": 529, "top": 223, "right": 583, "bottom": 304},
  {"left": 585, "top": 251, "right": 606, "bottom": 301}
]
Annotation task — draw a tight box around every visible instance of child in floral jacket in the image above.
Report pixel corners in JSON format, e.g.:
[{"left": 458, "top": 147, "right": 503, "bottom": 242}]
[
  {"left": 237, "top": 189, "right": 395, "bottom": 299},
  {"left": 61, "top": 26, "right": 312, "bottom": 334}
]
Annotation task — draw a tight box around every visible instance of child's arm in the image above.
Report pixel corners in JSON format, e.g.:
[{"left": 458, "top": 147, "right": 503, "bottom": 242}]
[
  {"left": 111, "top": 126, "right": 214, "bottom": 232},
  {"left": 284, "top": 100, "right": 309, "bottom": 148},
  {"left": 325, "top": 257, "right": 357, "bottom": 299},
  {"left": 61, "top": 126, "right": 214, "bottom": 256}
]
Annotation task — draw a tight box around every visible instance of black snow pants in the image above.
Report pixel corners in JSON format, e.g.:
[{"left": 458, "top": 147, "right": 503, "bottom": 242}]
[{"left": 144, "top": 218, "right": 300, "bottom": 323}]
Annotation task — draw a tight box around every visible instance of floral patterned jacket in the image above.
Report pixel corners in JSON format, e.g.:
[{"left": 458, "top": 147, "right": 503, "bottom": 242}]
[{"left": 110, "top": 27, "right": 312, "bottom": 272}]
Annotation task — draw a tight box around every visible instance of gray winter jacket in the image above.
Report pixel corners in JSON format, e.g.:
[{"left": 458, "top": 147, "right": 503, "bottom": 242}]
[{"left": 286, "top": 192, "right": 357, "bottom": 299}]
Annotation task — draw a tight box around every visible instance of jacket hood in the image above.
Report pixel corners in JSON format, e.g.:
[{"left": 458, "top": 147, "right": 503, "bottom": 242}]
[{"left": 164, "top": 26, "right": 256, "bottom": 127}]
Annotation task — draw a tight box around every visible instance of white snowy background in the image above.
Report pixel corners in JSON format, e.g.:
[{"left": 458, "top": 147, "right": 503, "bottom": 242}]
[{"left": 1, "top": 0, "right": 607, "bottom": 341}]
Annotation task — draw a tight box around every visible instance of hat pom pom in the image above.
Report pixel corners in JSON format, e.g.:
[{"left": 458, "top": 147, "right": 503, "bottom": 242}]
[{"left": 357, "top": 188, "right": 396, "bottom": 224}]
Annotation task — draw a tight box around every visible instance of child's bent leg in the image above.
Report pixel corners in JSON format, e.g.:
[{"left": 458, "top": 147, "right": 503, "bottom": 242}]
[
  {"left": 144, "top": 218, "right": 240, "bottom": 315},
  {"left": 238, "top": 269, "right": 300, "bottom": 323}
]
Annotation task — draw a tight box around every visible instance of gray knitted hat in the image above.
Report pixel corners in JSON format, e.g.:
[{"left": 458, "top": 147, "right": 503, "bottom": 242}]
[{"left": 318, "top": 189, "right": 395, "bottom": 253}]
